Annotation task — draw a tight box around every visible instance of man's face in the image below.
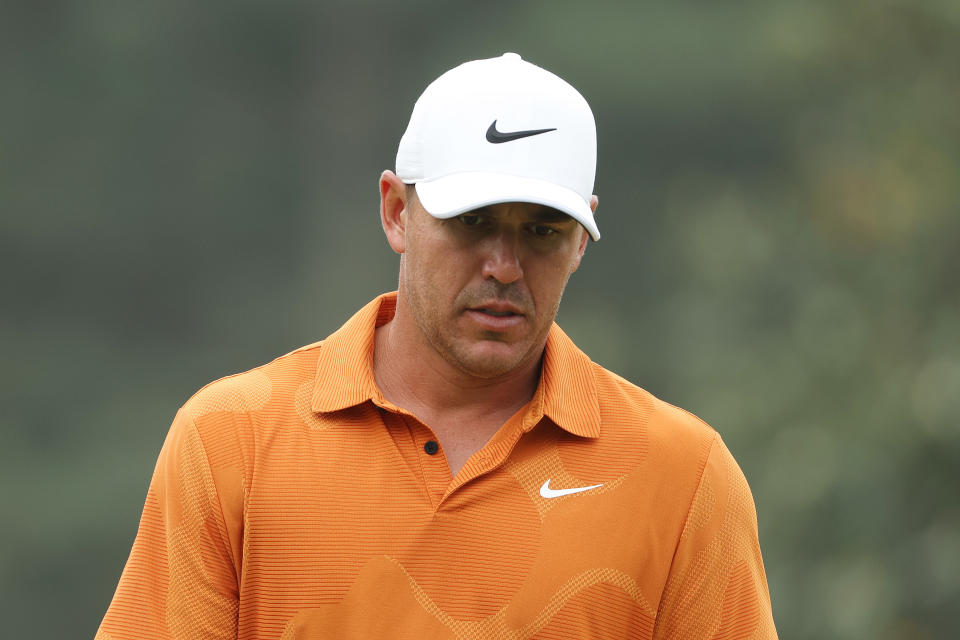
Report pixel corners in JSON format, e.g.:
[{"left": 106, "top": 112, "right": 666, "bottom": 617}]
[{"left": 399, "top": 192, "right": 588, "bottom": 379}]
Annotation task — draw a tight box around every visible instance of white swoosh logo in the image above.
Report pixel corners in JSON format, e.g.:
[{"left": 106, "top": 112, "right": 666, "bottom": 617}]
[{"left": 539, "top": 479, "right": 604, "bottom": 499}]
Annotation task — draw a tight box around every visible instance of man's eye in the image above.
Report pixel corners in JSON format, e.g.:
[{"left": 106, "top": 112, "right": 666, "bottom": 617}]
[
  {"left": 459, "top": 214, "right": 484, "bottom": 226},
  {"left": 532, "top": 225, "right": 557, "bottom": 237}
]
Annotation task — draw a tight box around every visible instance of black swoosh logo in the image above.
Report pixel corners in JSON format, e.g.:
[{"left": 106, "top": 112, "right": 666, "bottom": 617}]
[{"left": 486, "top": 120, "right": 557, "bottom": 144}]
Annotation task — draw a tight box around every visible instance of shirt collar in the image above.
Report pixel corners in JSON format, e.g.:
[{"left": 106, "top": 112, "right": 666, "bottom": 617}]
[
  {"left": 540, "top": 322, "right": 601, "bottom": 438},
  {"left": 310, "top": 293, "right": 394, "bottom": 413},
  {"left": 311, "top": 292, "right": 601, "bottom": 439}
]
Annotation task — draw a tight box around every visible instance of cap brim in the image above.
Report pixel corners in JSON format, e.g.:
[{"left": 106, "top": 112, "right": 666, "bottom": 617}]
[{"left": 412, "top": 172, "right": 600, "bottom": 241}]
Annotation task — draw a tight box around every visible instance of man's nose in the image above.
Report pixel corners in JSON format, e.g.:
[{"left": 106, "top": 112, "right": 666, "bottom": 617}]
[{"left": 481, "top": 231, "right": 523, "bottom": 284}]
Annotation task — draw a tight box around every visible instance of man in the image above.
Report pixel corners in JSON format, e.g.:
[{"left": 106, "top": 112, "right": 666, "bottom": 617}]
[{"left": 98, "top": 53, "right": 777, "bottom": 639}]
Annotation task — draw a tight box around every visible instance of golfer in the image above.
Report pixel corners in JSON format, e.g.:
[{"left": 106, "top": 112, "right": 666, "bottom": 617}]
[{"left": 97, "top": 52, "right": 777, "bottom": 639}]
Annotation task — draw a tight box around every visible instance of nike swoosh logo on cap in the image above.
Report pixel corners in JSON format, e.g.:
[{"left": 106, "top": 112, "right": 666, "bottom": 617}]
[
  {"left": 539, "top": 479, "right": 604, "bottom": 499},
  {"left": 486, "top": 120, "right": 557, "bottom": 143}
]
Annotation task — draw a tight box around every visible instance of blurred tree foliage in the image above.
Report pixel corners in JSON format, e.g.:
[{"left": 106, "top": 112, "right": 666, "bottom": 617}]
[{"left": 1, "top": 1, "right": 957, "bottom": 638}]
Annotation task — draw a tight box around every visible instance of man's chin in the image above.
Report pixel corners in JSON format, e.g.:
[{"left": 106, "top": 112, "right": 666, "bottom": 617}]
[{"left": 445, "top": 340, "right": 533, "bottom": 379}]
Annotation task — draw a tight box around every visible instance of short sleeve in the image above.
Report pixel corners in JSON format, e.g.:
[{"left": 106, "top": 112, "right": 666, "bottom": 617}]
[
  {"left": 652, "top": 434, "right": 778, "bottom": 639},
  {"left": 96, "top": 407, "right": 241, "bottom": 640}
]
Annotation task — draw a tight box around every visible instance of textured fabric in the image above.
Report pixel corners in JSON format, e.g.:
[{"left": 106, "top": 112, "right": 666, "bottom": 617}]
[{"left": 97, "top": 292, "right": 777, "bottom": 639}]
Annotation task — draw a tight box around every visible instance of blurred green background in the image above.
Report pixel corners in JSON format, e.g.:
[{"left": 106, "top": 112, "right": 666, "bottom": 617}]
[{"left": 2, "top": 1, "right": 958, "bottom": 638}]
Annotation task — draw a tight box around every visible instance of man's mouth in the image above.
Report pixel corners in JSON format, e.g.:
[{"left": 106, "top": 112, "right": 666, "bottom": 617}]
[{"left": 478, "top": 308, "right": 518, "bottom": 317}]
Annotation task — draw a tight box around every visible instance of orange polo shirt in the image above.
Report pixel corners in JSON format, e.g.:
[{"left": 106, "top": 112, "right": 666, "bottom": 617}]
[{"left": 97, "top": 292, "right": 777, "bottom": 639}]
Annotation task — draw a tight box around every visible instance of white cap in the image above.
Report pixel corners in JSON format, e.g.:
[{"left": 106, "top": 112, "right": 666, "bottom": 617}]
[{"left": 396, "top": 53, "right": 599, "bottom": 241}]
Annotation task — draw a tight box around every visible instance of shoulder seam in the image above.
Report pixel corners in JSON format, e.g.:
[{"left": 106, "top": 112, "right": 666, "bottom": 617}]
[
  {"left": 654, "top": 432, "right": 722, "bottom": 618},
  {"left": 185, "top": 416, "right": 242, "bottom": 585}
]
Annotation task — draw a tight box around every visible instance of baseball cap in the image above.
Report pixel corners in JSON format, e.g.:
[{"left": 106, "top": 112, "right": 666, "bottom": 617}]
[{"left": 396, "top": 52, "right": 599, "bottom": 241}]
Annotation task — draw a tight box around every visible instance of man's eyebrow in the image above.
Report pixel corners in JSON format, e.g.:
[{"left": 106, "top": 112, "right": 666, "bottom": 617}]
[
  {"left": 530, "top": 208, "right": 576, "bottom": 223},
  {"left": 463, "top": 205, "right": 575, "bottom": 222}
]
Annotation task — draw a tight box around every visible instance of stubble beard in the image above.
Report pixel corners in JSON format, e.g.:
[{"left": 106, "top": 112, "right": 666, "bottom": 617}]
[{"left": 404, "top": 276, "right": 565, "bottom": 381}]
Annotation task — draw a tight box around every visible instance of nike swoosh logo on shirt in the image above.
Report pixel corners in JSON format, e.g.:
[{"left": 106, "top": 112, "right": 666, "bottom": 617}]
[
  {"left": 539, "top": 479, "right": 604, "bottom": 499},
  {"left": 486, "top": 120, "right": 557, "bottom": 143}
]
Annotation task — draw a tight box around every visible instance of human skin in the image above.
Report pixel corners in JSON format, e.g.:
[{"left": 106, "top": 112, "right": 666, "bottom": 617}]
[{"left": 377, "top": 170, "right": 596, "bottom": 390}]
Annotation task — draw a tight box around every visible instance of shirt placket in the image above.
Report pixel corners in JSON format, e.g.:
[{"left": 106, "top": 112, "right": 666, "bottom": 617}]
[
  {"left": 399, "top": 414, "right": 451, "bottom": 508},
  {"left": 374, "top": 396, "right": 547, "bottom": 509}
]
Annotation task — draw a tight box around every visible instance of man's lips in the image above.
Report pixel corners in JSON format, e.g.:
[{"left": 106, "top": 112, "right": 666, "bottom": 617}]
[
  {"left": 467, "top": 302, "right": 525, "bottom": 317},
  {"left": 464, "top": 302, "right": 527, "bottom": 330}
]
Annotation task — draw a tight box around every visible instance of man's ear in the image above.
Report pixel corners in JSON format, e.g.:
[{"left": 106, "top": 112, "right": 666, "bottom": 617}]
[
  {"left": 380, "top": 170, "right": 408, "bottom": 254},
  {"left": 569, "top": 194, "right": 597, "bottom": 273},
  {"left": 570, "top": 228, "right": 589, "bottom": 273}
]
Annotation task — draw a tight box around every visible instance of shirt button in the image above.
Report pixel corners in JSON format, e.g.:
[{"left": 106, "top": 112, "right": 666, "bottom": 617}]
[{"left": 424, "top": 440, "right": 439, "bottom": 455}]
